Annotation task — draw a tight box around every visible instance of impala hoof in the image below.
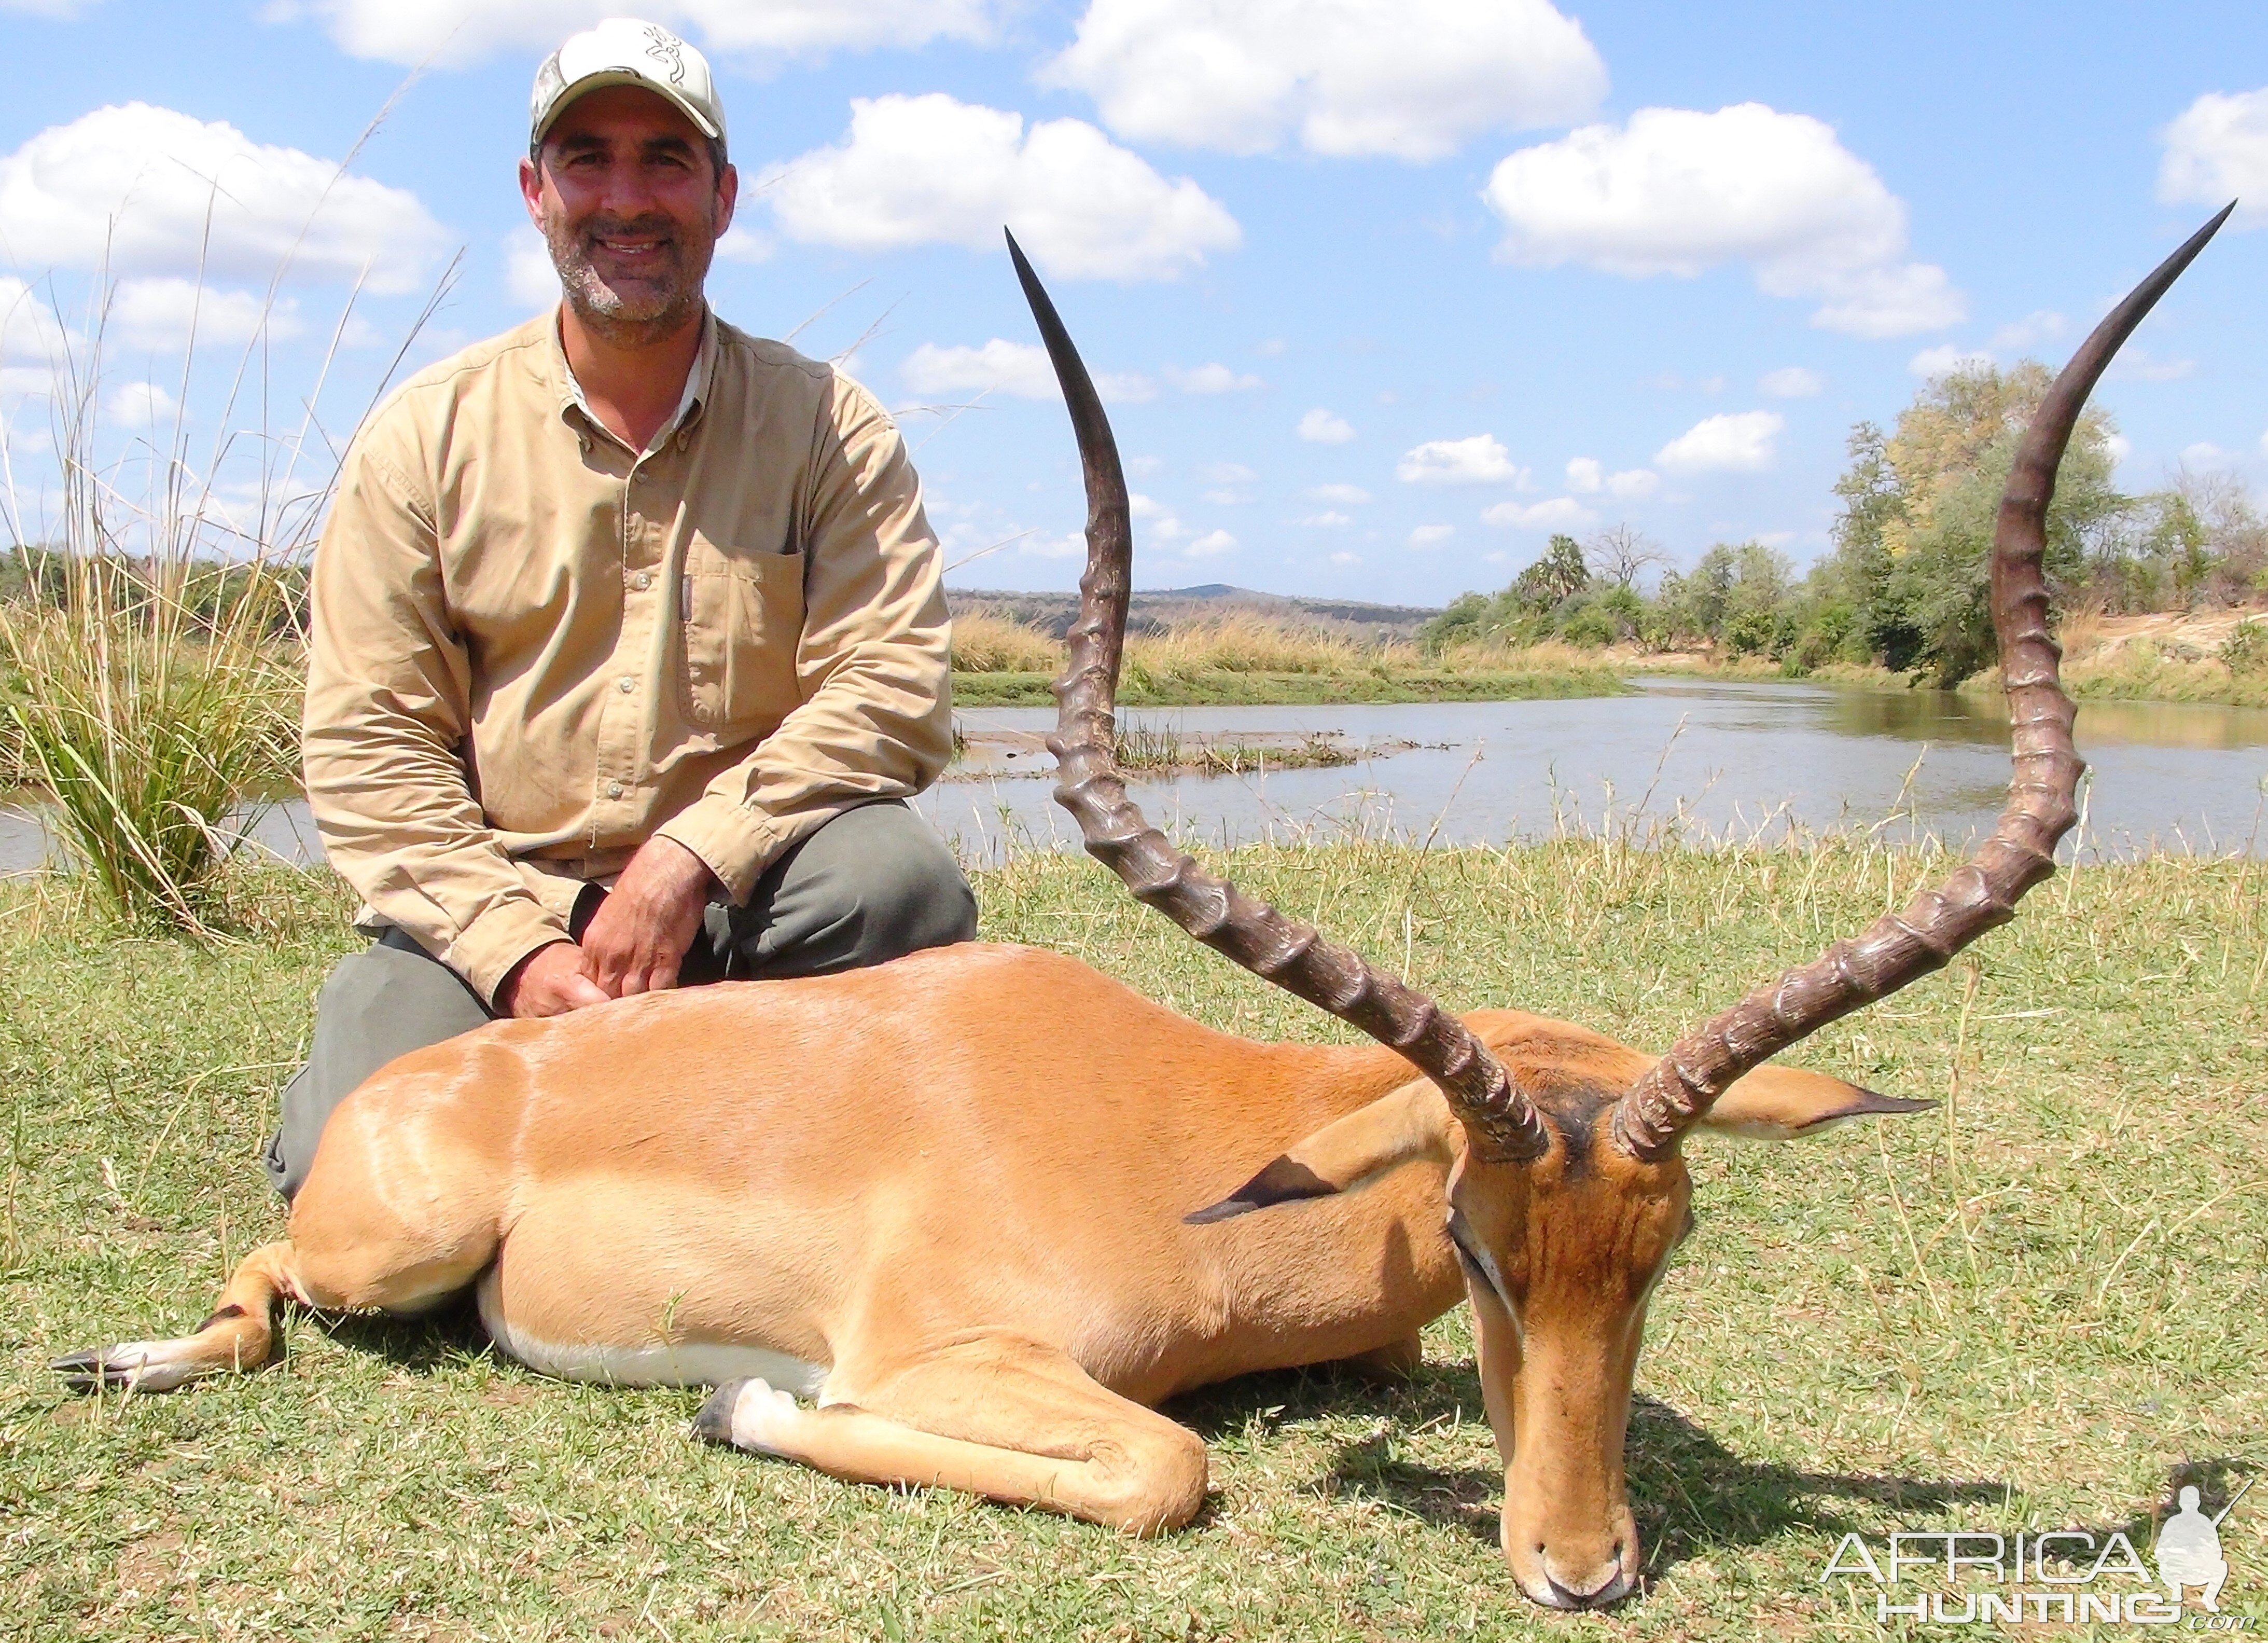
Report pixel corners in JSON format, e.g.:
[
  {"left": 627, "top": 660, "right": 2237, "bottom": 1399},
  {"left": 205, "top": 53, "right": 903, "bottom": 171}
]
[
  {"left": 693, "top": 1380, "right": 745, "bottom": 1445},
  {"left": 51, "top": 1341, "right": 193, "bottom": 1395},
  {"left": 693, "top": 1377, "right": 800, "bottom": 1455}
]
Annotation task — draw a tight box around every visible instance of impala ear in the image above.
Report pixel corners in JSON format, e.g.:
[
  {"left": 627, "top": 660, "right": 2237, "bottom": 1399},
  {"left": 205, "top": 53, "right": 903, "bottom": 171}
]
[
  {"left": 1693, "top": 1063, "right": 1935, "bottom": 1141},
  {"left": 1186, "top": 1080, "right": 1456, "bottom": 1224}
]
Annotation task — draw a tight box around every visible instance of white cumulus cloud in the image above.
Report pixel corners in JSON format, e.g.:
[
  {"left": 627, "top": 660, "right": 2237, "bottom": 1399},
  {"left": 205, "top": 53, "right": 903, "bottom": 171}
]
[
  {"left": 902, "top": 338, "right": 1056, "bottom": 399},
  {"left": 1300, "top": 510, "right": 1353, "bottom": 528},
  {"left": 1307, "top": 481, "right": 1369, "bottom": 504},
  {"left": 109, "top": 278, "right": 301, "bottom": 350},
  {"left": 1407, "top": 523, "right": 1454, "bottom": 548},
  {"left": 1186, "top": 527, "right": 1238, "bottom": 557},
  {"left": 1167, "top": 362, "right": 1263, "bottom": 394},
  {"left": 1328, "top": 550, "right": 1360, "bottom": 566},
  {"left": 104, "top": 379, "right": 177, "bottom": 427},
  {"left": 274, "top": 0, "right": 997, "bottom": 68},
  {"left": 1397, "top": 432, "right": 1524, "bottom": 485},
  {"left": 901, "top": 338, "right": 1156, "bottom": 404},
  {"left": 759, "top": 93, "right": 1240, "bottom": 282},
  {"left": 1044, "top": 0, "right": 1605, "bottom": 162},
  {"left": 0, "top": 277, "right": 69, "bottom": 366},
  {"left": 2159, "top": 88, "right": 2268, "bottom": 228},
  {"left": 1482, "top": 496, "right": 1595, "bottom": 530},
  {"left": 1483, "top": 103, "right": 1964, "bottom": 338},
  {"left": 0, "top": 103, "right": 446, "bottom": 293},
  {"left": 1654, "top": 410, "right": 1783, "bottom": 474},
  {"left": 1759, "top": 366, "right": 1823, "bottom": 397},
  {"left": 1565, "top": 455, "right": 1602, "bottom": 492},
  {"left": 1907, "top": 344, "right": 1993, "bottom": 379},
  {"left": 1606, "top": 467, "right": 1659, "bottom": 499},
  {"left": 1298, "top": 406, "right": 1355, "bottom": 443}
]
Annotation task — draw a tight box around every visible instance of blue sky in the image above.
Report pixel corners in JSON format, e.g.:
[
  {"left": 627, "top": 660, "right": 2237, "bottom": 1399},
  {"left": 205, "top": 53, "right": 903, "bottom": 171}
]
[{"left": 1, "top": 0, "right": 2262, "bottom": 607}]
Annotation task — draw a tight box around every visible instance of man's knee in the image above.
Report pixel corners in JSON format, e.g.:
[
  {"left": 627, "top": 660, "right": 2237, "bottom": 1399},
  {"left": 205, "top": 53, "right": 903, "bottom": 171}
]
[
  {"left": 747, "top": 802, "right": 976, "bottom": 975},
  {"left": 266, "top": 933, "right": 491, "bottom": 1199},
  {"left": 849, "top": 827, "right": 979, "bottom": 957}
]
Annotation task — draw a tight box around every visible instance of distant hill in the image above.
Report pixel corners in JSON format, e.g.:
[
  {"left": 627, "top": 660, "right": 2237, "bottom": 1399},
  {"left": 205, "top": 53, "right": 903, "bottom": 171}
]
[{"left": 949, "top": 583, "right": 1443, "bottom": 642}]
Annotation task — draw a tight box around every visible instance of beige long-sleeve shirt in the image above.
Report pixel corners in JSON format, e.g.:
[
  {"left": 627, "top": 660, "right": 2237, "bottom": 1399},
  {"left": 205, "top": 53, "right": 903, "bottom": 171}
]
[{"left": 302, "top": 310, "right": 954, "bottom": 1005}]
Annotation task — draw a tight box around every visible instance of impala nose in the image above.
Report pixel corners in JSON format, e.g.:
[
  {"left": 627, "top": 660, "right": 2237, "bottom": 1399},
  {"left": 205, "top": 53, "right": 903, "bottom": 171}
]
[{"left": 1528, "top": 1544, "right": 1634, "bottom": 1610}]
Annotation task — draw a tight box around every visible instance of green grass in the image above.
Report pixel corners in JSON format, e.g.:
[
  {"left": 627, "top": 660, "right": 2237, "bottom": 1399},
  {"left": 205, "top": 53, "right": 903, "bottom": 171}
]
[{"left": 2, "top": 839, "right": 2263, "bottom": 1639}]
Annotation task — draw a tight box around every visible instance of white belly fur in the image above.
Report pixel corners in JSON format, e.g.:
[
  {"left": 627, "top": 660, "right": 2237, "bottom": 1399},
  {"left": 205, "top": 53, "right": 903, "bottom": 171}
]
[{"left": 475, "top": 1268, "right": 828, "bottom": 1395}]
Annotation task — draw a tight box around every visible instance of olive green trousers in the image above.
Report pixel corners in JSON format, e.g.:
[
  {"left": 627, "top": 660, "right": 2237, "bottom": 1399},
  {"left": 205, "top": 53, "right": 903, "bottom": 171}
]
[{"left": 263, "top": 800, "right": 976, "bottom": 1198}]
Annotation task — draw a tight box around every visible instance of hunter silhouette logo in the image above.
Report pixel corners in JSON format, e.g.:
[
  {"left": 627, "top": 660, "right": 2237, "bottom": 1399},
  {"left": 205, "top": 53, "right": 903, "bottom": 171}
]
[
  {"left": 2158, "top": 1479, "right": 2250, "bottom": 1613},
  {"left": 1818, "top": 1475, "right": 2256, "bottom": 1626}
]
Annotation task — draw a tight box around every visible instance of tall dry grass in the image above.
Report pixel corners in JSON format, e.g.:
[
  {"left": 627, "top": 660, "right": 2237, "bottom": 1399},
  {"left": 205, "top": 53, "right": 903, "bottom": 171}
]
[
  {"left": 949, "top": 609, "right": 1610, "bottom": 684},
  {"left": 949, "top": 609, "right": 1063, "bottom": 673},
  {"left": 1, "top": 234, "right": 456, "bottom": 929}
]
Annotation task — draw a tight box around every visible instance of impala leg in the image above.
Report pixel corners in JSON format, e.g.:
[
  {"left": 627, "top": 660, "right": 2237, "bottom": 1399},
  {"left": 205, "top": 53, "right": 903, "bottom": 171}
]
[
  {"left": 53, "top": 1121, "right": 500, "bottom": 1395},
  {"left": 53, "top": 1241, "right": 308, "bottom": 1392},
  {"left": 695, "top": 1332, "right": 1210, "bottom": 1535}
]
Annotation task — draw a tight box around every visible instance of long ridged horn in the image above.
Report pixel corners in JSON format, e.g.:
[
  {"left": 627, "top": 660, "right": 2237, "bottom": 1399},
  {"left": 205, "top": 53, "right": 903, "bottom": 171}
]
[
  {"left": 1613, "top": 204, "right": 2236, "bottom": 1160},
  {"left": 1007, "top": 230, "right": 1547, "bottom": 1163}
]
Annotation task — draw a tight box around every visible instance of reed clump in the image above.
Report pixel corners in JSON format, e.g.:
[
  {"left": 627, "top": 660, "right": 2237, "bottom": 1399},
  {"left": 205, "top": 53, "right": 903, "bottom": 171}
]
[
  {"left": 0, "top": 251, "right": 436, "bottom": 930},
  {"left": 1, "top": 556, "right": 301, "bottom": 930}
]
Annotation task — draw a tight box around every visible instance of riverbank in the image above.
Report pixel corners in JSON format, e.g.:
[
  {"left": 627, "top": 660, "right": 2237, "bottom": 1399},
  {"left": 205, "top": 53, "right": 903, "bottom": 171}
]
[
  {"left": 947, "top": 606, "right": 2268, "bottom": 710},
  {"left": 3, "top": 841, "right": 2260, "bottom": 1639},
  {"left": 948, "top": 612, "right": 1630, "bottom": 707}
]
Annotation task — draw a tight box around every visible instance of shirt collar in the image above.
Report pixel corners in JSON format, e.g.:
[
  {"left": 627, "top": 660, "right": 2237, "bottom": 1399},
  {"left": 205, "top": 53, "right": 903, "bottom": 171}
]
[{"left": 551, "top": 306, "right": 716, "bottom": 454}]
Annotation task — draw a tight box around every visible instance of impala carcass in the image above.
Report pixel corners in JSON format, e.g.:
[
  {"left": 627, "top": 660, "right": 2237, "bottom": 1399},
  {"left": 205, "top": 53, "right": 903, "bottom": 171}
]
[{"left": 56, "top": 209, "right": 2230, "bottom": 1612}]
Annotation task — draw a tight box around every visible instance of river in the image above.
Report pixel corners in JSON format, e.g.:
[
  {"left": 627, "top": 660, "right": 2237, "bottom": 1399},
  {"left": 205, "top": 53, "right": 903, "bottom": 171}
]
[{"left": 5, "top": 678, "right": 2266, "bottom": 876}]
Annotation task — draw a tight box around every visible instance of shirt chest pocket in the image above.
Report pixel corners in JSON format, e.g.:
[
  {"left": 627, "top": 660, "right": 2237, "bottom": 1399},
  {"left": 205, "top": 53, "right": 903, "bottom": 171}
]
[{"left": 680, "top": 541, "right": 806, "bottom": 734}]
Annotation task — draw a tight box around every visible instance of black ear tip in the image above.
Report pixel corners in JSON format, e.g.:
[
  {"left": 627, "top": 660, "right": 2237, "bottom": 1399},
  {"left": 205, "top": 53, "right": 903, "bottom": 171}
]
[
  {"left": 1183, "top": 1198, "right": 1258, "bottom": 1225},
  {"left": 1850, "top": 1088, "right": 1938, "bottom": 1118},
  {"left": 1181, "top": 1155, "right": 1339, "bottom": 1225}
]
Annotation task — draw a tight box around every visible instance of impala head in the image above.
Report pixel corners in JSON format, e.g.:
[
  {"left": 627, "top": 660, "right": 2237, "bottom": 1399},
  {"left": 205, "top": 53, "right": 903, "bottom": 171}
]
[
  {"left": 1007, "top": 205, "right": 2231, "bottom": 1608},
  {"left": 1184, "top": 1012, "right": 1925, "bottom": 1606}
]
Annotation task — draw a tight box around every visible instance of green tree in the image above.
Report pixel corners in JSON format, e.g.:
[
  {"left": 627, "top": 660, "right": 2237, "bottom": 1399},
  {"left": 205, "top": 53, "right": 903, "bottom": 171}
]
[
  {"left": 1827, "top": 362, "right": 2125, "bottom": 685},
  {"left": 1512, "top": 534, "right": 1591, "bottom": 611}
]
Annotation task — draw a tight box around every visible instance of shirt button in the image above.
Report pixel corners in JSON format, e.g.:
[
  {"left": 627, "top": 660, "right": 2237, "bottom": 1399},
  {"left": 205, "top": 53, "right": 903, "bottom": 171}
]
[
  {"left": 606, "top": 781, "right": 625, "bottom": 799},
  {"left": 617, "top": 676, "right": 636, "bottom": 694},
  {"left": 631, "top": 571, "right": 652, "bottom": 590}
]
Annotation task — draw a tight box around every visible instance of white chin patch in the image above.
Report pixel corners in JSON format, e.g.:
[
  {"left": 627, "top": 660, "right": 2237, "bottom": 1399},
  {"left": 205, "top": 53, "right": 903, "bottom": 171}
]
[{"left": 475, "top": 1273, "right": 827, "bottom": 1396}]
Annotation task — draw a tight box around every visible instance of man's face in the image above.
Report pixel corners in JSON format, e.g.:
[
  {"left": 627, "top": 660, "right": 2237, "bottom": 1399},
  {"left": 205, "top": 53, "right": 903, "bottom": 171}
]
[{"left": 519, "top": 85, "right": 738, "bottom": 337}]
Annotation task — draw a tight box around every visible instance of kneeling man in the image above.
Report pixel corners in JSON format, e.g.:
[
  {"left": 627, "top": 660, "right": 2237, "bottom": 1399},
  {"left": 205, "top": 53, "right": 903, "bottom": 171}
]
[{"left": 268, "top": 19, "right": 974, "bottom": 1196}]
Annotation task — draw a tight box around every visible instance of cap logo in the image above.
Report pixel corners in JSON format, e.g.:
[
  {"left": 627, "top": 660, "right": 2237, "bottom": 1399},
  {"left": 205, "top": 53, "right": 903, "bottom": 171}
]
[{"left": 640, "top": 24, "right": 689, "bottom": 86}]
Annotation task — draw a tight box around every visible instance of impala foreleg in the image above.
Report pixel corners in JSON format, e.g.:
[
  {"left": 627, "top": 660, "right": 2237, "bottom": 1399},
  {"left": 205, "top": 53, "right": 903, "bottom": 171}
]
[{"left": 695, "top": 1331, "right": 1209, "bottom": 1535}]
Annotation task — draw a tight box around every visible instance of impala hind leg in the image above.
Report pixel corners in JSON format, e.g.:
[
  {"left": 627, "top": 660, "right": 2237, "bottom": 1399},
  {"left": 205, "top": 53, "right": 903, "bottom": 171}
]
[
  {"left": 53, "top": 1241, "right": 308, "bottom": 1392},
  {"left": 695, "top": 1332, "right": 1209, "bottom": 1535},
  {"left": 54, "top": 1131, "right": 500, "bottom": 1394}
]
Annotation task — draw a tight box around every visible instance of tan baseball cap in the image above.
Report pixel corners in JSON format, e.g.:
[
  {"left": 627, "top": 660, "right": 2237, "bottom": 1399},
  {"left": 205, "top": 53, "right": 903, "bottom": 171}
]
[{"left": 530, "top": 18, "right": 726, "bottom": 152}]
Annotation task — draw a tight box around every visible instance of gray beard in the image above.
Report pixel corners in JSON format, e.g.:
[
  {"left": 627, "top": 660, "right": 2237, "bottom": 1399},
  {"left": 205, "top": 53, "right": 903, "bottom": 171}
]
[{"left": 544, "top": 212, "right": 713, "bottom": 347}]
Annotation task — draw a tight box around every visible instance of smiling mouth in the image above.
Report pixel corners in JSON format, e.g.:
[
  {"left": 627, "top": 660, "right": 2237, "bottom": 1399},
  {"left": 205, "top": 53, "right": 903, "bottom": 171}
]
[{"left": 594, "top": 236, "right": 671, "bottom": 259}]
